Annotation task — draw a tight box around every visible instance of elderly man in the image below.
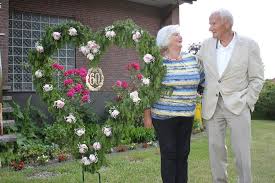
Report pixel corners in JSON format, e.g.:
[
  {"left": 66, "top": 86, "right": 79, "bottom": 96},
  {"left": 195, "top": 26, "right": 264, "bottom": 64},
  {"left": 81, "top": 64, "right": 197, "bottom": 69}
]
[{"left": 197, "top": 9, "right": 264, "bottom": 183}]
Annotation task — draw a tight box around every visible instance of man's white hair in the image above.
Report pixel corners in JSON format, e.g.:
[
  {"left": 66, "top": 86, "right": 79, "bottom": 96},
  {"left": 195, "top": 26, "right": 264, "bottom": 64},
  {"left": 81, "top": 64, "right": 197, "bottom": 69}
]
[
  {"left": 156, "top": 25, "right": 181, "bottom": 49},
  {"left": 212, "top": 9, "right": 234, "bottom": 26}
]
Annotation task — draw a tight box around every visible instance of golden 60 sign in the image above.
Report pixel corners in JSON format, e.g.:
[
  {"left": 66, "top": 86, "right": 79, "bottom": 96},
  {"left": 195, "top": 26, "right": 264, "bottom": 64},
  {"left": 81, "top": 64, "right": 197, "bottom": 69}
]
[{"left": 86, "top": 67, "right": 104, "bottom": 91}]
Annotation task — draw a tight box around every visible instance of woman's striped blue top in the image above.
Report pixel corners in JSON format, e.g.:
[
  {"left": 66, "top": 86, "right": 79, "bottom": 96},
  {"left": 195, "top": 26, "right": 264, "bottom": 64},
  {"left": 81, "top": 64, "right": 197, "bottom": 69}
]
[{"left": 151, "top": 53, "right": 204, "bottom": 120}]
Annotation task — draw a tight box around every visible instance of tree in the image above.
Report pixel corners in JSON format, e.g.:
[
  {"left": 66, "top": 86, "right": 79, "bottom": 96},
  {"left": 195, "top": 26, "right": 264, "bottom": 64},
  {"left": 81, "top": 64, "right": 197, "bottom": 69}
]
[{"left": 255, "top": 80, "right": 275, "bottom": 119}]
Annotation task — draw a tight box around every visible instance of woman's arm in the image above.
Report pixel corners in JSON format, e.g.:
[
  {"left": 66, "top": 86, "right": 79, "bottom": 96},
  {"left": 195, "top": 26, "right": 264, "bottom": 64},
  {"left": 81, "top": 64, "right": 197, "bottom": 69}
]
[{"left": 143, "top": 109, "right": 153, "bottom": 128}]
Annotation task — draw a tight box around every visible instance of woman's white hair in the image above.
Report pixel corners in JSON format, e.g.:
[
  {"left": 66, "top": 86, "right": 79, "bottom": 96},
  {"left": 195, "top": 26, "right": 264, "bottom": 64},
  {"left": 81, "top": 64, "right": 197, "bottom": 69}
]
[
  {"left": 156, "top": 25, "right": 181, "bottom": 49},
  {"left": 212, "top": 9, "right": 234, "bottom": 26}
]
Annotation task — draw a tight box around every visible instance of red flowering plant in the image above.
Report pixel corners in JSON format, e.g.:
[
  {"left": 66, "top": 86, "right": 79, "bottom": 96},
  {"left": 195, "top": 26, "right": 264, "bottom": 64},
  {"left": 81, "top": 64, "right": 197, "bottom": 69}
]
[
  {"left": 10, "top": 160, "right": 25, "bottom": 171},
  {"left": 63, "top": 67, "right": 90, "bottom": 104},
  {"left": 107, "top": 61, "right": 151, "bottom": 126}
]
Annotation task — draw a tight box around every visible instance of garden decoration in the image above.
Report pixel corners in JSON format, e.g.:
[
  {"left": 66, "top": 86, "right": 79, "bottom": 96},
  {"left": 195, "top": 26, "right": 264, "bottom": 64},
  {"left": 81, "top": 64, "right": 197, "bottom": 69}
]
[{"left": 28, "top": 19, "right": 166, "bottom": 182}]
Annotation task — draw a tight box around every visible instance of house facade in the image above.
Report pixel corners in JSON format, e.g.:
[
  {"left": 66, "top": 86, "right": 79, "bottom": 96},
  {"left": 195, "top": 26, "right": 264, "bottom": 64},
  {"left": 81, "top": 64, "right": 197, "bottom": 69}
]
[{"left": 0, "top": 0, "right": 196, "bottom": 115}]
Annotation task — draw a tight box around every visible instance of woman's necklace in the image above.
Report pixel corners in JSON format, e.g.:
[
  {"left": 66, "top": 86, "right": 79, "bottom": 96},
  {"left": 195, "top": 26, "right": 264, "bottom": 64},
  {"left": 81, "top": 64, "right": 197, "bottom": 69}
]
[{"left": 164, "top": 55, "right": 182, "bottom": 61}]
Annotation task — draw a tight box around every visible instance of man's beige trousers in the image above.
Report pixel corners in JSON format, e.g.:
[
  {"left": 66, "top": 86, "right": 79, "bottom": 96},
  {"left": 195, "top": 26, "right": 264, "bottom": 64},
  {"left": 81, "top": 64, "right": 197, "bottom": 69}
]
[{"left": 205, "top": 96, "right": 252, "bottom": 183}]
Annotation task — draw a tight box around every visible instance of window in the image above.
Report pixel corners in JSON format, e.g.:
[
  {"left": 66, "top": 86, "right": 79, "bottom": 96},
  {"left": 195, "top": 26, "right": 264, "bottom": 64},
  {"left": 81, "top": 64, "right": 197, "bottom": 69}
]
[{"left": 8, "top": 11, "right": 75, "bottom": 91}]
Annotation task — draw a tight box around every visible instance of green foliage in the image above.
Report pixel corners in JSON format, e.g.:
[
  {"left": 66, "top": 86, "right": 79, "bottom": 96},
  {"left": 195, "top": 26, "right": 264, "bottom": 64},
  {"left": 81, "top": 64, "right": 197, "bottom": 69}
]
[
  {"left": 44, "top": 123, "right": 72, "bottom": 149},
  {"left": 119, "top": 126, "right": 156, "bottom": 145},
  {"left": 18, "top": 142, "right": 48, "bottom": 163},
  {"left": 11, "top": 95, "right": 48, "bottom": 141},
  {"left": 254, "top": 80, "right": 275, "bottom": 119},
  {"left": 0, "top": 96, "right": 50, "bottom": 166}
]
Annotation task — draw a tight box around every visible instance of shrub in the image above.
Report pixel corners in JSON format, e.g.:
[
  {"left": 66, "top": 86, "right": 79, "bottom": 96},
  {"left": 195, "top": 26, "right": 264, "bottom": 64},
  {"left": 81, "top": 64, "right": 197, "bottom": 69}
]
[{"left": 254, "top": 80, "right": 275, "bottom": 119}]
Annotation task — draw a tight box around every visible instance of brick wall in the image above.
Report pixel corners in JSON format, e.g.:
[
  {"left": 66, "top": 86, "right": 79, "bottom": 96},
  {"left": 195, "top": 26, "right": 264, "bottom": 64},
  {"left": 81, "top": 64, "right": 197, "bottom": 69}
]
[
  {"left": 0, "top": 0, "right": 9, "bottom": 84},
  {"left": 8, "top": 0, "right": 162, "bottom": 91}
]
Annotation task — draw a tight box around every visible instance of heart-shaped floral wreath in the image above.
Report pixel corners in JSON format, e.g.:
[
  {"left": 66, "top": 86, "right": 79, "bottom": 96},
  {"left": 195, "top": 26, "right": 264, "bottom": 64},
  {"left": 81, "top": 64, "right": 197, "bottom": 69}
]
[{"left": 28, "top": 20, "right": 166, "bottom": 173}]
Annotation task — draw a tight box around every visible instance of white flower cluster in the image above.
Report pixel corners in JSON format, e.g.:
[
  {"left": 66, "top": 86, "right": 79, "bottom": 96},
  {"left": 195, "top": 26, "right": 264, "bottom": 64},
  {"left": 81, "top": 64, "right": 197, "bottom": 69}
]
[
  {"left": 79, "top": 141, "right": 101, "bottom": 165},
  {"left": 93, "top": 142, "right": 101, "bottom": 151},
  {"left": 35, "top": 42, "right": 44, "bottom": 53},
  {"left": 105, "top": 25, "right": 116, "bottom": 39},
  {"left": 35, "top": 70, "right": 43, "bottom": 78},
  {"left": 109, "top": 107, "right": 120, "bottom": 119},
  {"left": 68, "top": 27, "right": 78, "bottom": 36},
  {"left": 79, "top": 40, "right": 100, "bottom": 61},
  {"left": 142, "top": 77, "right": 150, "bottom": 86},
  {"left": 75, "top": 128, "right": 85, "bottom": 136},
  {"left": 37, "top": 154, "right": 49, "bottom": 163},
  {"left": 81, "top": 154, "right": 98, "bottom": 165},
  {"left": 64, "top": 113, "right": 76, "bottom": 123},
  {"left": 78, "top": 144, "right": 88, "bottom": 154},
  {"left": 52, "top": 32, "right": 61, "bottom": 40},
  {"left": 102, "top": 126, "right": 112, "bottom": 137},
  {"left": 53, "top": 98, "right": 65, "bottom": 109},
  {"left": 143, "top": 54, "right": 155, "bottom": 64},
  {"left": 43, "top": 84, "right": 53, "bottom": 92},
  {"left": 130, "top": 91, "right": 141, "bottom": 104},
  {"left": 132, "top": 30, "right": 142, "bottom": 42}
]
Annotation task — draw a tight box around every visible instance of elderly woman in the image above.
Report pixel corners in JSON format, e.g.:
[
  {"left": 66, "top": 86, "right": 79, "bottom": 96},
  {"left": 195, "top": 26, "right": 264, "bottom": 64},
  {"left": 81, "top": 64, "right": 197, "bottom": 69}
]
[{"left": 144, "top": 25, "right": 204, "bottom": 183}]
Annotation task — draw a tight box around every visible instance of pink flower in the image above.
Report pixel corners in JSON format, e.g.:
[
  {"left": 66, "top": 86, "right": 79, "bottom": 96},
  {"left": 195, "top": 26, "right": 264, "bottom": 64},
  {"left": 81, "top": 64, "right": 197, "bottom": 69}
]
[
  {"left": 73, "top": 68, "right": 87, "bottom": 77},
  {"left": 131, "top": 62, "right": 140, "bottom": 70},
  {"left": 52, "top": 63, "right": 64, "bottom": 70},
  {"left": 64, "top": 79, "right": 73, "bottom": 86},
  {"left": 116, "top": 80, "right": 122, "bottom": 87},
  {"left": 81, "top": 90, "right": 90, "bottom": 95},
  {"left": 137, "top": 73, "right": 143, "bottom": 80},
  {"left": 74, "top": 83, "right": 83, "bottom": 92},
  {"left": 67, "top": 91, "right": 75, "bottom": 97},
  {"left": 121, "top": 81, "right": 128, "bottom": 89},
  {"left": 64, "top": 69, "right": 74, "bottom": 76},
  {"left": 67, "top": 88, "right": 75, "bottom": 97},
  {"left": 82, "top": 95, "right": 89, "bottom": 102}
]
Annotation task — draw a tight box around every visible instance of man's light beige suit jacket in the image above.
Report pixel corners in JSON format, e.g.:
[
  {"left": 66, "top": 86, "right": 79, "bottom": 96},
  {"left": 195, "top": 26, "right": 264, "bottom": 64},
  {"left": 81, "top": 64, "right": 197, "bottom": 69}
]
[{"left": 197, "top": 35, "right": 264, "bottom": 120}]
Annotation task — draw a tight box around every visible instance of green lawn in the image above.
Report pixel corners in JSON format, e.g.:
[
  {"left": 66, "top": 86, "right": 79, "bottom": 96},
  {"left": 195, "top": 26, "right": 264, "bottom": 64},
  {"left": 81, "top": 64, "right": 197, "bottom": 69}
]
[{"left": 1, "top": 120, "right": 275, "bottom": 183}]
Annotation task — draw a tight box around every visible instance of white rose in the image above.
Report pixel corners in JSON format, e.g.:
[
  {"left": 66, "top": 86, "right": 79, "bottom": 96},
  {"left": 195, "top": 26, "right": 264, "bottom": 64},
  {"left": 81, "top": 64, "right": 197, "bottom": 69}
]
[
  {"left": 142, "top": 78, "right": 150, "bottom": 86},
  {"left": 93, "top": 142, "right": 101, "bottom": 151},
  {"left": 87, "top": 41, "right": 99, "bottom": 50},
  {"left": 105, "top": 31, "right": 116, "bottom": 39},
  {"left": 53, "top": 99, "right": 65, "bottom": 109},
  {"left": 102, "top": 127, "right": 112, "bottom": 137},
  {"left": 130, "top": 91, "right": 139, "bottom": 99},
  {"left": 79, "top": 46, "right": 90, "bottom": 56},
  {"left": 35, "top": 45, "right": 44, "bottom": 53},
  {"left": 132, "top": 96, "right": 141, "bottom": 103},
  {"left": 91, "top": 47, "right": 99, "bottom": 54},
  {"left": 110, "top": 109, "right": 120, "bottom": 119},
  {"left": 64, "top": 113, "right": 76, "bottom": 123},
  {"left": 130, "top": 91, "right": 141, "bottom": 104},
  {"left": 89, "top": 154, "right": 98, "bottom": 163},
  {"left": 105, "top": 25, "right": 114, "bottom": 32},
  {"left": 132, "top": 31, "right": 141, "bottom": 42},
  {"left": 43, "top": 84, "right": 53, "bottom": 92},
  {"left": 87, "top": 53, "right": 94, "bottom": 61},
  {"left": 143, "top": 54, "right": 155, "bottom": 64},
  {"left": 52, "top": 32, "right": 61, "bottom": 40},
  {"left": 78, "top": 144, "right": 88, "bottom": 154},
  {"left": 81, "top": 157, "right": 91, "bottom": 165},
  {"left": 68, "top": 27, "right": 77, "bottom": 36},
  {"left": 35, "top": 70, "right": 43, "bottom": 78},
  {"left": 75, "top": 128, "right": 85, "bottom": 136}
]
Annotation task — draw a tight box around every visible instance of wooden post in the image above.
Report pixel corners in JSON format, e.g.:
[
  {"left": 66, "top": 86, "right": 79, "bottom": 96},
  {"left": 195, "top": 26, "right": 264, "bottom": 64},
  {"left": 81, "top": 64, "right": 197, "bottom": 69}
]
[{"left": 0, "top": 103, "right": 3, "bottom": 136}]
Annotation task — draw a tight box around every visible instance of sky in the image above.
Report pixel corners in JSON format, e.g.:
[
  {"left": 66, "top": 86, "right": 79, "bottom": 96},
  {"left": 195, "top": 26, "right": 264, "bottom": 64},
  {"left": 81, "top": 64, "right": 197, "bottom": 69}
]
[{"left": 179, "top": 0, "right": 275, "bottom": 79}]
